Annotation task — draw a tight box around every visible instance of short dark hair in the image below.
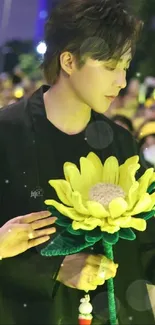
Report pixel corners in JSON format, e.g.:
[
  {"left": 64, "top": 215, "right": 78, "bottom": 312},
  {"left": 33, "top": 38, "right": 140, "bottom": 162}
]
[{"left": 43, "top": 0, "right": 142, "bottom": 85}]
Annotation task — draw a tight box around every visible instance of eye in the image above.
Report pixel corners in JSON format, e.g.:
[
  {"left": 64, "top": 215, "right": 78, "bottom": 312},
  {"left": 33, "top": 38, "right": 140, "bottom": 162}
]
[{"left": 106, "top": 67, "right": 116, "bottom": 71}]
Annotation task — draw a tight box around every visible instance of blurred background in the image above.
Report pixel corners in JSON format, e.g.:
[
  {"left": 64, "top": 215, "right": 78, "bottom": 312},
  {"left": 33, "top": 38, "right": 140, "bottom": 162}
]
[{"left": 1, "top": 0, "right": 155, "bottom": 169}]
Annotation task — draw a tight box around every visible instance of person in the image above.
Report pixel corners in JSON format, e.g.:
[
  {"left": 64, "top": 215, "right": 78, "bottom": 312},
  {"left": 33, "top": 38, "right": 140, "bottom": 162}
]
[
  {"left": 111, "top": 114, "right": 134, "bottom": 133},
  {"left": 138, "top": 119, "right": 155, "bottom": 168},
  {"left": 0, "top": 0, "right": 154, "bottom": 324}
]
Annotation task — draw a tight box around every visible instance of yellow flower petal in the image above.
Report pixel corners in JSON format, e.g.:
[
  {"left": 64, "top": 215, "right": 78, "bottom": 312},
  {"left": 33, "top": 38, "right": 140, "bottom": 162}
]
[
  {"left": 84, "top": 217, "right": 102, "bottom": 226},
  {"left": 87, "top": 201, "right": 110, "bottom": 218},
  {"left": 127, "top": 193, "right": 152, "bottom": 216},
  {"left": 102, "top": 156, "right": 119, "bottom": 184},
  {"left": 72, "top": 217, "right": 102, "bottom": 231},
  {"left": 87, "top": 152, "right": 103, "bottom": 181},
  {"left": 109, "top": 198, "right": 128, "bottom": 219},
  {"left": 108, "top": 215, "right": 146, "bottom": 231},
  {"left": 44, "top": 199, "right": 85, "bottom": 221},
  {"left": 126, "top": 181, "right": 139, "bottom": 211},
  {"left": 101, "top": 220, "right": 120, "bottom": 233},
  {"left": 122, "top": 217, "right": 146, "bottom": 231},
  {"left": 71, "top": 191, "right": 89, "bottom": 215},
  {"left": 48, "top": 180, "right": 72, "bottom": 206},
  {"left": 108, "top": 216, "right": 131, "bottom": 227},
  {"left": 119, "top": 163, "right": 140, "bottom": 195},
  {"left": 63, "top": 163, "right": 86, "bottom": 198},
  {"left": 123, "top": 155, "right": 139, "bottom": 166},
  {"left": 80, "top": 157, "right": 98, "bottom": 193},
  {"left": 119, "top": 156, "right": 140, "bottom": 194},
  {"left": 138, "top": 168, "right": 154, "bottom": 198}
]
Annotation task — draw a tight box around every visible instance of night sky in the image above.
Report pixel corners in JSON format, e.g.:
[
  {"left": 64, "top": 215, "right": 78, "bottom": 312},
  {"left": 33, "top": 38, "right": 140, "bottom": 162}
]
[{"left": 0, "top": 0, "right": 39, "bottom": 45}]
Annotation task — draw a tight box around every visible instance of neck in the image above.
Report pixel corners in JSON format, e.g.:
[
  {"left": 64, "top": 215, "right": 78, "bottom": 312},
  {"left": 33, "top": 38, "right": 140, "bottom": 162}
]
[{"left": 43, "top": 81, "right": 91, "bottom": 135}]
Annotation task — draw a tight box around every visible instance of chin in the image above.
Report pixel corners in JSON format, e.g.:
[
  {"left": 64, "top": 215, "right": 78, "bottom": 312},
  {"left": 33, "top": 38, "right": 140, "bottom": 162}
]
[{"left": 92, "top": 104, "right": 109, "bottom": 114}]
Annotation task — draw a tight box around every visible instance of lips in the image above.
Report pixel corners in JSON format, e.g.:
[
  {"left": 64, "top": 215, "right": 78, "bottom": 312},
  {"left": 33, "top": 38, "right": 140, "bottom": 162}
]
[{"left": 105, "top": 96, "right": 116, "bottom": 101}]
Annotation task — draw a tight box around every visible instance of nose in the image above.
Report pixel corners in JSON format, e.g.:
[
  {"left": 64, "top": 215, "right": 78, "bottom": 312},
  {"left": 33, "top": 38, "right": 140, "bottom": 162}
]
[{"left": 116, "top": 70, "right": 127, "bottom": 89}]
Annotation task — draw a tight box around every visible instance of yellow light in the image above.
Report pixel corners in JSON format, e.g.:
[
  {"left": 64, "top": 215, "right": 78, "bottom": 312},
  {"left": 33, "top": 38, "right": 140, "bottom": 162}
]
[{"left": 14, "top": 87, "right": 24, "bottom": 99}]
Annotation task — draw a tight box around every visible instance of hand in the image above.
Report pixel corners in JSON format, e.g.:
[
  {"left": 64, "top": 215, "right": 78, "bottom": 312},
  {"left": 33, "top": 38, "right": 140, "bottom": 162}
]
[
  {"left": 57, "top": 253, "right": 118, "bottom": 291},
  {"left": 0, "top": 211, "right": 57, "bottom": 258}
]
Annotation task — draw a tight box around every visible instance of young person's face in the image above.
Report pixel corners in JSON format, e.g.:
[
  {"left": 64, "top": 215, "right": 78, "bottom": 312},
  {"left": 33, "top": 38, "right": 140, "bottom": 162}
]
[{"left": 69, "top": 51, "right": 131, "bottom": 114}]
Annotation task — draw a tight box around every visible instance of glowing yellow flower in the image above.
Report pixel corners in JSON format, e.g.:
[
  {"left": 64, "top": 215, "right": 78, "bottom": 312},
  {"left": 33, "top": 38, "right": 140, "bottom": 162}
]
[{"left": 45, "top": 153, "right": 155, "bottom": 234}]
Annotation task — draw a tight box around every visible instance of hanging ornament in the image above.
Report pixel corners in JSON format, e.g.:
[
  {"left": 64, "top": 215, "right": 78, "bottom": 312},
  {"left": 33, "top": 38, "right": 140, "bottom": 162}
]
[{"left": 78, "top": 294, "right": 93, "bottom": 325}]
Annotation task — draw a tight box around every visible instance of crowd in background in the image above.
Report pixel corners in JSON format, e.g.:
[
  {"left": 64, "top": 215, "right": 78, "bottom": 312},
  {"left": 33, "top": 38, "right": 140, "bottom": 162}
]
[
  {"left": 0, "top": 68, "right": 155, "bottom": 169},
  {"left": 105, "top": 77, "right": 155, "bottom": 169}
]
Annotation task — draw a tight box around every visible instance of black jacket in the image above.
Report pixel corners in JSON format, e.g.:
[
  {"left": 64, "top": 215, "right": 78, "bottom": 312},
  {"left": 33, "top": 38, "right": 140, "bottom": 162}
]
[{"left": 0, "top": 86, "right": 154, "bottom": 325}]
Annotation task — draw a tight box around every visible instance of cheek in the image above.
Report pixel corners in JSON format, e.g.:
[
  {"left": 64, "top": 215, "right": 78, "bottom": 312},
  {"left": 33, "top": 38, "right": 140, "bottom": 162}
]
[
  {"left": 69, "top": 66, "right": 115, "bottom": 100},
  {"left": 70, "top": 68, "right": 96, "bottom": 96}
]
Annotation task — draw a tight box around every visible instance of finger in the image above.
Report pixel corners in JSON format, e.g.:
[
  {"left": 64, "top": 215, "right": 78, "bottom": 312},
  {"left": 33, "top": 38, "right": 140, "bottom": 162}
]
[
  {"left": 89, "top": 276, "right": 105, "bottom": 286},
  {"left": 98, "top": 261, "right": 118, "bottom": 280},
  {"left": 79, "top": 264, "right": 99, "bottom": 288},
  {"left": 31, "top": 227, "right": 56, "bottom": 238},
  {"left": 79, "top": 284, "right": 97, "bottom": 291},
  {"left": 96, "top": 278, "right": 105, "bottom": 286},
  {"left": 31, "top": 217, "right": 57, "bottom": 230},
  {"left": 28, "top": 236, "right": 50, "bottom": 249},
  {"left": 104, "top": 267, "right": 117, "bottom": 280},
  {"left": 82, "top": 264, "right": 99, "bottom": 277},
  {"left": 99, "top": 255, "right": 118, "bottom": 273},
  {"left": 87, "top": 266, "right": 106, "bottom": 287},
  {"left": 6, "top": 223, "right": 32, "bottom": 237},
  {"left": 86, "top": 255, "right": 103, "bottom": 266},
  {"left": 68, "top": 280, "right": 97, "bottom": 291},
  {"left": 78, "top": 276, "right": 97, "bottom": 291},
  {"left": 21, "top": 211, "right": 52, "bottom": 223}
]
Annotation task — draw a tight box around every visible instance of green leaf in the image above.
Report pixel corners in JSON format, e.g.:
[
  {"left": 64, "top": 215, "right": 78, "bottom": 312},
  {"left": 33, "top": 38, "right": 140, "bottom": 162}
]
[
  {"left": 85, "top": 227, "right": 103, "bottom": 244},
  {"left": 41, "top": 233, "right": 93, "bottom": 256},
  {"left": 139, "top": 210, "right": 155, "bottom": 221},
  {"left": 147, "top": 182, "right": 155, "bottom": 194},
  {"left": 67, "top": 224, "right": 85, "bottom": 236},
  {"left": 119, "top": 228, "right": 136, "bottom": 241},
  {"left": 102, "top": 232, "right": 119, "bottom": 245},
  {"left": 55, "top": 218, "right": 70, "bottom": 227}
]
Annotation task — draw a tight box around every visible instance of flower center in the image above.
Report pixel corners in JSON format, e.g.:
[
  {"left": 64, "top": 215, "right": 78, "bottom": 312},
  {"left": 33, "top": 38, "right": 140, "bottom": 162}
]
[{"left": 89, "top": 183, "right": 125, "bottom": 207}]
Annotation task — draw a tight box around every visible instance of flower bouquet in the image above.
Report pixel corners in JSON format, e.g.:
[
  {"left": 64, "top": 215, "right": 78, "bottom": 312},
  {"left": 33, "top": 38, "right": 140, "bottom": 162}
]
[{"left": 41, "top": 153, "right": 155, "bottom": 325}]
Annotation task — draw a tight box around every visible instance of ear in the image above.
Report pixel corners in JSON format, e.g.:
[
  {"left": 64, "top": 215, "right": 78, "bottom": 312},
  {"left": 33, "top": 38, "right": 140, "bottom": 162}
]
[{"left": 60, "top": 51, "right": 76, "bottom": 76}]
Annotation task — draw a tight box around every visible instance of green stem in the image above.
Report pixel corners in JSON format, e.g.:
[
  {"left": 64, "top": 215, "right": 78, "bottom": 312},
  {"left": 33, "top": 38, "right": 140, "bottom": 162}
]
[{"left": 103, "top": 242, "right": 117, "bottom": 325}]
